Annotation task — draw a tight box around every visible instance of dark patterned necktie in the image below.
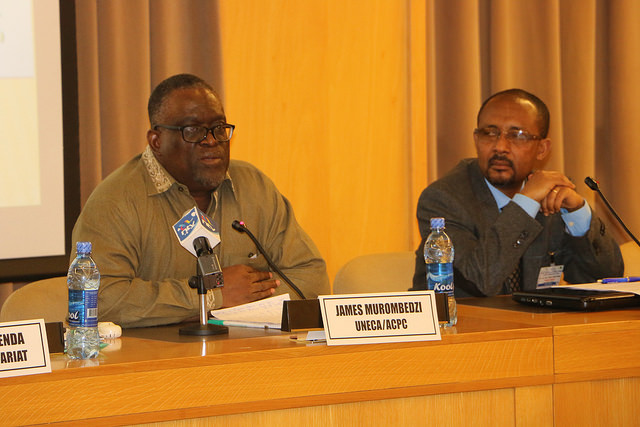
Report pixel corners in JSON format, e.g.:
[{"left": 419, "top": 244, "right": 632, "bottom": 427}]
[{"left": 504, "top": 261, "right": 522, "bottom": 293}]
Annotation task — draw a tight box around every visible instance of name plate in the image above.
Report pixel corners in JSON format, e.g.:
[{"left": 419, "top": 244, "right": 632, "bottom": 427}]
[
  {"left": 318, "top": 291, "right": 441, "bottom": 346},
  {"left": 0, "top": 319, "right": 52, "bottom": 378}
]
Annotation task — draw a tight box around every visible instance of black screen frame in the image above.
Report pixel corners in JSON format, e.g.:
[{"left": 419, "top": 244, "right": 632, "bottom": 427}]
[{"left": 0, "top": 0, "right": 80, "bottom": 282}]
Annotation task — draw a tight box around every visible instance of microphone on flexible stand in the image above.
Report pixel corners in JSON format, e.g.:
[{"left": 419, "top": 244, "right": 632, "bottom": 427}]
[
  {"left": 172, "top": 207, "right": 227, "bottom": 336},
  {"left": 192, "top": 236, "right": 225, "bottom": 290},
  {"left": 177, "top": 235, "right": 228, "bottom": 336},
  {"left": 232, "top": 220, "right": 307, "bottom": 299},
  {"left": 585, "top": 176, "right": 640, "bottom": 247}
]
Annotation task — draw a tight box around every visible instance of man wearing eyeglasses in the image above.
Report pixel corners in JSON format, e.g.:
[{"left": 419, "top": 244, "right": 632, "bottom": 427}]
[
  {"left": 72, "top": 73, "right": 330, "bottom": 327},
  {"left": 411, "top": 88, "right": 623, "bottom": 297}
]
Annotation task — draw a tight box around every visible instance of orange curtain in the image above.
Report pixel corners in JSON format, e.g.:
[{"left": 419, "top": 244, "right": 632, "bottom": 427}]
[{"left": 75, "top": 0, "right": 640, "bottom": 285}]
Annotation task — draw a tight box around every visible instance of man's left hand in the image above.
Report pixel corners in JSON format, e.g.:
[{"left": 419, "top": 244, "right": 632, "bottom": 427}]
[{"left": 541, "top": 186, "right": 585, "bottom": 216}]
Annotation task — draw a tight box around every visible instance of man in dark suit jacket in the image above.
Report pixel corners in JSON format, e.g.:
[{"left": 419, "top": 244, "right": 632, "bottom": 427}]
[{"left": 412, "top": 89, "right": 623, "bottom": 297}]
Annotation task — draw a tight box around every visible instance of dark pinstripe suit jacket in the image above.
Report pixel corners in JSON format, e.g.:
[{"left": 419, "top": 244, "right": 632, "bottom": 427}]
[{"left": 411, "top": 158, "right": 624, "bottom": 297}]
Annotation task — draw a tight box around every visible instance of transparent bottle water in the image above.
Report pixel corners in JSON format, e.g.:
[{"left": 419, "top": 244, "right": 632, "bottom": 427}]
[
  {"left": 66, "top": 241, "right": 100, "bottom": 359},
  {"left": 424, "top": 217, "right": 457, "bottom": 326}
]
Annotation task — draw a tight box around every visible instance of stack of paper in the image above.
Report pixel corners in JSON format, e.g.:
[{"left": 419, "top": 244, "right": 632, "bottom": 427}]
[{"left": 210, "top": 294, "right": 290, "bottom": 329}]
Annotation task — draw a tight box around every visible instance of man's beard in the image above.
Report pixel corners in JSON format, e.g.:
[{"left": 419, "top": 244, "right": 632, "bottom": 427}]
[
  {"left": 193, "top": 163, "right": 228, "bottom": 190},
  {"left": 486, "top": 154, "right": 517, "bottom": 188},
  {"left": 195, "top": 174, "right": 225, "bottom": 190}
]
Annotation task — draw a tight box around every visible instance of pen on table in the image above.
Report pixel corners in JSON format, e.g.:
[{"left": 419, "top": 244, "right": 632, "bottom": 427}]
[
  {"left": 598, "top": 276, "right": 640, "bottom": 284},
  {"left": 208, "top": 319, "right": 272, "bottom": 329}
]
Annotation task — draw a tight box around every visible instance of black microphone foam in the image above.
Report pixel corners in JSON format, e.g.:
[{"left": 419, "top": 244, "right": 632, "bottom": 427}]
[
  {"left": 232, "top": 220, "right": 307, "bottom": 299},
  {"left": 190, "top": 236, "right": 224, "bottom": 290},
  {"left": 584, "top": 176, "right": 640, "bottom": 248},
  {"left": 193, "top": 236, "right": 213, "bottom": 257},
  {"left": 231, "top": 220, "right": 245, "bottom": 232},
  {"left": 584, "top": 176, "right": 599, "bottom": 191}
]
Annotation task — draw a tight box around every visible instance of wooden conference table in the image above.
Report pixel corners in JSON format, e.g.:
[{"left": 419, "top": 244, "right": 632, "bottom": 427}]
[{"left": 1, "top": 296, "right": 639, "bottom": 426}]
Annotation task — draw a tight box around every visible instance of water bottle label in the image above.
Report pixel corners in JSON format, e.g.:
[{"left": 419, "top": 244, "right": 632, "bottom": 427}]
[
  {"left": 68, "top": 289, "right": 98, "bottom": 327},
  {"left": 427, "top": 262, "right": 454, "bottom": 296}
]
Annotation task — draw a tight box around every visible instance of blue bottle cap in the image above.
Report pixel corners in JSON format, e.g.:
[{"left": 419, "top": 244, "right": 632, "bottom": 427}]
[
  {"left": 76, "top": 241, "right": 92, "bottom": 254},
  {"left": 430, "top": 217, "right": 445, "bottom": 229}
]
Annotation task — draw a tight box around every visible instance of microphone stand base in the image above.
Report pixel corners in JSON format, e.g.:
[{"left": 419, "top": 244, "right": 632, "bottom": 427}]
[{"left": 179, "top": 323, "right": 229, "bottom": 336}]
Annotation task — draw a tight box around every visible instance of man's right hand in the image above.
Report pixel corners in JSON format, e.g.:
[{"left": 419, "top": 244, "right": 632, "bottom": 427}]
[
  {"left": 520, "top": 170, "right": 584, "bottom": 215},
  {"left": 520, "top": 170, "right": 575, "bottom": 203},
  {"left": 219, "top": 264, "right": 280, "bottom": 307}
]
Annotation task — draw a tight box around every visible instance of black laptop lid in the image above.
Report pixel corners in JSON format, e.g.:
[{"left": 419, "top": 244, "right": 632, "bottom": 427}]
[{"left": 512, "top": 287, "right": 640, "bottom": 311}]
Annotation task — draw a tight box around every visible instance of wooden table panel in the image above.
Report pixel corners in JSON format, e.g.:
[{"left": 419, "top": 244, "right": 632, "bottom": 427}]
[
  {"left": 138, "top": 388, "right": 519, "bottom": 427},
  {"left": 554, "top": 377, "right": 640, "bottom": 427},
  {"left": 459, "top": 296, "right": 640, "bottom": 382},
  {"left": 2, "top": 298, "right": 639, "bottom": 425},
  {"left": 554, "top": 325, "right": 640, "bottom": 381},
  {"left": 1, "top": 334, "right": 553, "bottom": 425},
  {"left": 515, "top": 385, "right": 553, "bottom": 427},
  {"left": 0, "top": 314, "right": 552, "bottom": 425}
]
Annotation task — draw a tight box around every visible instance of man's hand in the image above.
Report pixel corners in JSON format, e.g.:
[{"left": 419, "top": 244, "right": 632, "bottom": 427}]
[
  {"left": 220, "top": 264, "right": 280, "bottom": 307},
  {"left": 520, "top": 170, "right": 584, "bottom": 215},
  {"left": 540, "top": 185, "right": 585, "bottom": 215}
]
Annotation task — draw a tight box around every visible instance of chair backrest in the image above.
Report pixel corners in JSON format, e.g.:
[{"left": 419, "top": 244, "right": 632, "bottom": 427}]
[
  {"left": 620, "top": 240, "right": 640, "bottom": 276},
  {"left": 0, "top": 276, "right": 68, "bottom": 323},
  {"left": 333, "top": 251, "right": 416, "bottom": 294}
]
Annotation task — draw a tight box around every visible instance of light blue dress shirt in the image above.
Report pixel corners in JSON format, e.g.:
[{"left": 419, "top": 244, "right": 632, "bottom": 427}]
[{"left": 485, "top": 179, "right": 591, "bottom": 237}]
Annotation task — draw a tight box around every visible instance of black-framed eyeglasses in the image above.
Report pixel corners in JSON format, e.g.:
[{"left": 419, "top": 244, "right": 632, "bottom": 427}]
[
  {"left": 153, "top": 123, "right": 235, "bottom": 143},
  {"left": 474, "top": 127, "right": 541, "bottom": 146}
]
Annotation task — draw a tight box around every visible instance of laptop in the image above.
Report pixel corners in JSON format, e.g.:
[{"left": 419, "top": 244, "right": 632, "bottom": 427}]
[{"left": 512, "top": 287, "right": 640, "bottom": 311}]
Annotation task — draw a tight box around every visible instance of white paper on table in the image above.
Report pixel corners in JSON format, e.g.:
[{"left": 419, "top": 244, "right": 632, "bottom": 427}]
[
  {"left": 305, "top": 330, "right": 326, "bottom": 342},
  {"left": 210, "top": 293, "right": 290, "bottom": 328}
]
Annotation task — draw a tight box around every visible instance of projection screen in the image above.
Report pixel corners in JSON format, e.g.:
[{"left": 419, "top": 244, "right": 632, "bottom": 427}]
[{"left": 0, "top": 0, "right": 79, "bottom": 281}]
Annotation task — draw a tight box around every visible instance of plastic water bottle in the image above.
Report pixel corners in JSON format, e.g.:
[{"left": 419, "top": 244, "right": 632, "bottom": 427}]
[
  {"left": 424, "top": 217, "right": 457, "bottom": 326},
  {"left": 66, "top": 241, "right": 100, "bottom": 359}
]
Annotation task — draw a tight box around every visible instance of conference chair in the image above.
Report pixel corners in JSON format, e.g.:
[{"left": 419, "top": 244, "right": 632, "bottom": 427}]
[
  {"left": 620, "top": 240, "right": 640, "bottom": 277},
  {"left": 333, "top": 251, "right": 416, "bottom": 294},
  {"left": 0, "top": 276, "right": 68, "bottom": 323}
]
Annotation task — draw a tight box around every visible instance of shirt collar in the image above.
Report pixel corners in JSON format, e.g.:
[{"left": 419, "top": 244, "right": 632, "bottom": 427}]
[
  {"left": 484, "top": 178, "right": 523, "bottom": 211},
  {"left": 142, "top": 145, "right": 173, "bottom": 193},
  {"left": 141, "top": 145, "right": 235, "bottom": 197}
]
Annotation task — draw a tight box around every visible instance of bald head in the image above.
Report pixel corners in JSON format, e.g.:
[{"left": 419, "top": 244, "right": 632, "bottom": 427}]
[
  {"left": 148, "top": 74, "right": 223, "bottom": 126},
  {"left": 477, "top": 89, "right": 550, "bottom": 138}
]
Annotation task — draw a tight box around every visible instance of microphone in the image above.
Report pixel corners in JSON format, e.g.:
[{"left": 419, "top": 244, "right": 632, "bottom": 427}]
[
  {"left": 585, "top": 177, "right": 640, "bottom": 247},
  {"left": 173, "top": 207, "right": 221, "bottom": 257},
  {"left": 173, "top": 207, "right": 224, "bottom": 290},
  {"left": 193, "top": 235, "right": 213, "bottom": 257},
  {"left": 232, "top": 220, "right": 306, "bottom": 299},
  {"left": 192, "top": 236, "right": 224, "bottom": 290},
  {"left": 174, "top": 208, "right": 228, "bottom": 336}
]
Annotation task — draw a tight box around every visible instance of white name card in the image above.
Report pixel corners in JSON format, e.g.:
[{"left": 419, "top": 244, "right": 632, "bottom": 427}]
[
  {"left": 0, "top": 319, "right": 52, "bottom": 378},
  {"left": 318, "top": 291, "right": 441, "bottom": 346}
]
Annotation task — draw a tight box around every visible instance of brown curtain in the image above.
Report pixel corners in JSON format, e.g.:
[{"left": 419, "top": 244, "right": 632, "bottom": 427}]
[
  {"left": 75, "top": 0, "right": 640, "bottom": 285},
  {"left": 75, "top": 0, "right": 224, "bottom": 199}
]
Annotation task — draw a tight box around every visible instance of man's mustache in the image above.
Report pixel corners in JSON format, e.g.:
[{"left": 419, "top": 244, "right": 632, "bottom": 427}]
[{"left": 488, "top": 155, "right": 514, "bottom": 168}]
